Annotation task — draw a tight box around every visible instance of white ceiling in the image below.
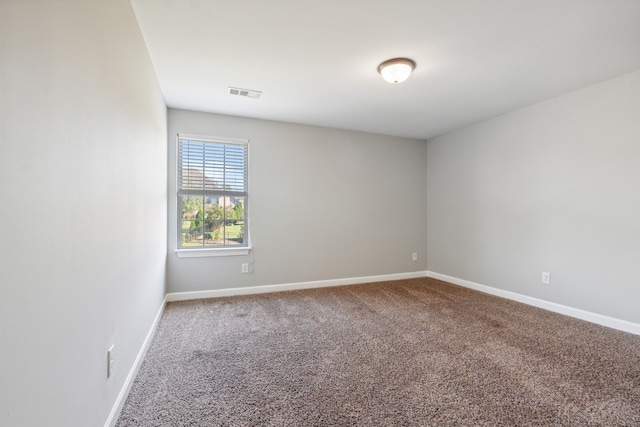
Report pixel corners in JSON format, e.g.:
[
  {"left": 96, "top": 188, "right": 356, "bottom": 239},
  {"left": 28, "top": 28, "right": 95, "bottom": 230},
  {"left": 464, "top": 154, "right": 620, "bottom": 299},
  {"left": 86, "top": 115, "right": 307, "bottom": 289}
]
[{"left": 130, "top": 0, "right": 640, "bottom": 140}]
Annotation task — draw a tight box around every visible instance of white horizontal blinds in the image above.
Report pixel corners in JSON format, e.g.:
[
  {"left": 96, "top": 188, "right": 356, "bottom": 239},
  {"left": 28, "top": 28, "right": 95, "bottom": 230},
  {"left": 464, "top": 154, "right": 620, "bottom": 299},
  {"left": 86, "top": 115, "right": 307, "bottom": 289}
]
[
  {"left": 221, "top": 144, "right": 247, "bottom": 194},
  {"left": 178, "top": 137, "right": 247, "bottom": 197}
]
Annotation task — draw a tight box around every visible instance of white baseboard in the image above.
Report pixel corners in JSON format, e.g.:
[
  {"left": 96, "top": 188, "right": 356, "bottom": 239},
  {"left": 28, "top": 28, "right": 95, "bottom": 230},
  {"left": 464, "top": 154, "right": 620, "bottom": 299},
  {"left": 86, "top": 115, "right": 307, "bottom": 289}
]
[
  {"left": 105, "top": 295, "right": 168, "bottom": 427},
  {"left": 427, "top": 271, "right": 640, "bottom": 336},
  {"left": 166, "top": 271, "right": 429, "bottom": 302}
]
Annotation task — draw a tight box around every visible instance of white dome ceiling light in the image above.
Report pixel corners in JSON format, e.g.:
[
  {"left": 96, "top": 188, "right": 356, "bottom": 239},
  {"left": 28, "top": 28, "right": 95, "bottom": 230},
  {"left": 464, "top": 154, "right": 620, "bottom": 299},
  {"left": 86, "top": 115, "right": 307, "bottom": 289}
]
[{"left": 377, "top": 58, "right": 416, "bottom": 84}]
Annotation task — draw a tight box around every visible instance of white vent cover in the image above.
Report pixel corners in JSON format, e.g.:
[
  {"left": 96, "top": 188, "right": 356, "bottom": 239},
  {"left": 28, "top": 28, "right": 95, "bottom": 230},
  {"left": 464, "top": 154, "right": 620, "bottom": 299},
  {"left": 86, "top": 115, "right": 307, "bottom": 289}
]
[{"left": 228, "top": 87, "right": 262, "bottom": 99}]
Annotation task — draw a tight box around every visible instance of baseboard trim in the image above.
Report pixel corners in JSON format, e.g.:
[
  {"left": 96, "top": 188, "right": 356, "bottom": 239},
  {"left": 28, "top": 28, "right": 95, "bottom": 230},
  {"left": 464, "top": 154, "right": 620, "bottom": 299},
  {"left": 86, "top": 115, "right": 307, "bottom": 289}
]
[
  {"left": 105, "top": 295, "right": 168, "bottom": 427},
  {"left": 166, "top": 271, "right": 429, "bottom": 302},
  {"left": 427, "top": 271, "right": 640, "bottom": 336}
]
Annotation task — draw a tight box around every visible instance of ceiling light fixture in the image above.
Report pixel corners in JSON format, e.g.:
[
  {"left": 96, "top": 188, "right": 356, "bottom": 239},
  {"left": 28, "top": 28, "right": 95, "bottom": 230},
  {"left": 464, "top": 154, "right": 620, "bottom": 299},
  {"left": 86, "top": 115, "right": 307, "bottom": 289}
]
[{"left": 377, "top": 58, "right": 416, "bottom": 84}]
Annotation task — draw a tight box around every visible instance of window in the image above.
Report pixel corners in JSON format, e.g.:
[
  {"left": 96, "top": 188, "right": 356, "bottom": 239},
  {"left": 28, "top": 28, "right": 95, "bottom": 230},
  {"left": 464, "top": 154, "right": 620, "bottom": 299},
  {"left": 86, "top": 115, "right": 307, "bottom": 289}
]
[{"left": 176, "top": 134, "right": 249, "bottom": 256}]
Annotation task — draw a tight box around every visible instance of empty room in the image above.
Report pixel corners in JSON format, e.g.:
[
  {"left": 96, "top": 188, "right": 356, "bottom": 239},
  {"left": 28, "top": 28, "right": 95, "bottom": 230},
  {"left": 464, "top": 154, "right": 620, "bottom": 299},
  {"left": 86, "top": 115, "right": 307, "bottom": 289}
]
[{"left": 1, "top": 0, "right": 639, "bottom": 426}]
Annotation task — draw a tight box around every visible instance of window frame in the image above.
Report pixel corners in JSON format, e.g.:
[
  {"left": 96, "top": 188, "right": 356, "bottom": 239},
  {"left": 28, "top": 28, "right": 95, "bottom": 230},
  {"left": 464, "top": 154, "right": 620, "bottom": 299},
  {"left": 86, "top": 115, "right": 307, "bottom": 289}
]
[{"left": 174, "top": 133, "right": 250, "bottom": 258}]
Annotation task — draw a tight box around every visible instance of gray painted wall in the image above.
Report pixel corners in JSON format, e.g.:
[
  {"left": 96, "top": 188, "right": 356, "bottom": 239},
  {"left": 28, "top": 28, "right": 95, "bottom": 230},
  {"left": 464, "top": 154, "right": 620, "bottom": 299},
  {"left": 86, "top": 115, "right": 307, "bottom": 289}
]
[
  {"left": 427, "top": 70, "right": 640, "bottom": 324},
  {"left": 0, "top": 1, "right": 167, "bottom": 426},
  {"left": 167, "top": 109, "right": 427, "bottom": 293}
]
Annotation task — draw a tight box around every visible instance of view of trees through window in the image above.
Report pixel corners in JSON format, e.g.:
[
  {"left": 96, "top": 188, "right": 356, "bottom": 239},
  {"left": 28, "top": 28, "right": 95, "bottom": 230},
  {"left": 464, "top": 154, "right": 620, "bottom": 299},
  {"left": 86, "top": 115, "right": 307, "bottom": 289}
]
[{"left": 180, "top": 195, "right": 245, "bottom": 246}]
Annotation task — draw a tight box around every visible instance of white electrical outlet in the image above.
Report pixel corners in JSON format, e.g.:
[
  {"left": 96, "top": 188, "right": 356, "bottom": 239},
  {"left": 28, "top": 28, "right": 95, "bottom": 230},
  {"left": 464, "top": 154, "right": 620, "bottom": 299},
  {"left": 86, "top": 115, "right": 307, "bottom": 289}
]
[
  {"left": 412, "top": 252, "right": 418, "bottom": 261},
  {"left": 107, "top": 345, "right": 115, "bottom": 378},
  {"left": 241, "top": 263, "right": 249, "bottom": 274},
  {"left": 542, "top": 272, "right": 550, "bottom": 284}
]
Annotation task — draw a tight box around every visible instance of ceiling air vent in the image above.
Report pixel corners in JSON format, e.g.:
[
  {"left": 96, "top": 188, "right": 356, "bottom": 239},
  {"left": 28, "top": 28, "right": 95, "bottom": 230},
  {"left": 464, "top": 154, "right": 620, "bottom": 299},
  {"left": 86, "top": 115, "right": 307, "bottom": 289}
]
[{"left": 228, "top": 87, "right": 262, "bottom": 99}]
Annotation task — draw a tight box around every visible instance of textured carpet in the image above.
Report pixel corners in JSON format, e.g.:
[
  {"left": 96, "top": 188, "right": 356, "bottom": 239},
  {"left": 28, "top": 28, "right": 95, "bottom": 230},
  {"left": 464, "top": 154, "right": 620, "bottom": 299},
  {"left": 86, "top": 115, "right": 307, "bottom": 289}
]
[{"left": 116, "top": 278, "right": 640, "bottom": 426}]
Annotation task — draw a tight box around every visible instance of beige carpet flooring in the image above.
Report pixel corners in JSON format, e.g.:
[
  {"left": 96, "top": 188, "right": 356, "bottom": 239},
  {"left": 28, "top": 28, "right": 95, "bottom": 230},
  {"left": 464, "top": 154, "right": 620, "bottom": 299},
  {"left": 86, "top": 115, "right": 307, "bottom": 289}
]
[{"left": 116, "top": 278, "right": 640, "bottom": 426}]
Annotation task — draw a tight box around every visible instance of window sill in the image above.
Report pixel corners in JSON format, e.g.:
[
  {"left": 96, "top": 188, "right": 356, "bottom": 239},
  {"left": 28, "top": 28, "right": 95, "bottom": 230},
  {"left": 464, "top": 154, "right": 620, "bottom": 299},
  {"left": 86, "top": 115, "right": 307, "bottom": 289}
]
[{"left": 175, "top": 247, "right": 251, "bottom": 258}]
